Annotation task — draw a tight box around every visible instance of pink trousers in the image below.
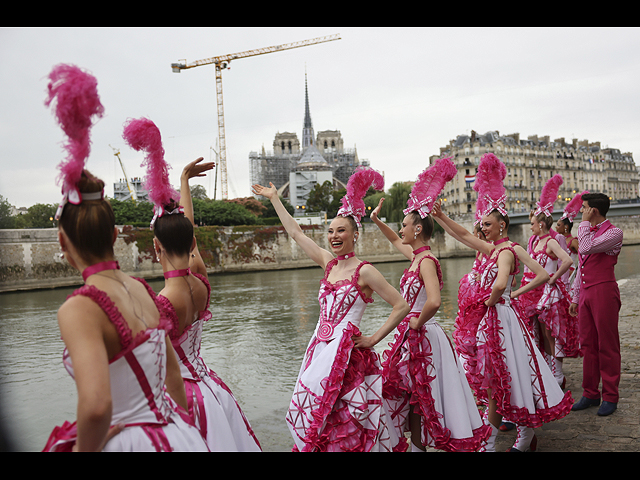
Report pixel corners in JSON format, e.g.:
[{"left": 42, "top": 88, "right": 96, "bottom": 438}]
[{"left": 578, "top": 281, "right": 621, "bottom": 403}]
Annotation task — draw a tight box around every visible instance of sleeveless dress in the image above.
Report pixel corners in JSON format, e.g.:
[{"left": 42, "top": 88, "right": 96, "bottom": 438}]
[
  {"left": 454, "top": 254, "right": 487, "bottom": 384},
  {"left": 473, "top": 246, "right": 574, "bottom": 427},
  {"left": 517, "top": 236, "right": 580, "bottom": 359},
  {"left": 43, "top": 279, "right": 209, "bottom": 452},
  {"left": 560, "top": 234, "right": 578, "bottom": 286},
  {"left": 156, "top": 272, "right": 261, "bottom": 452},
  {"left": 285, "top": 259, "right": 402, "bottom": 452},
  {"left": 382, "top": 254, "right": 491, "bottom": 452}
]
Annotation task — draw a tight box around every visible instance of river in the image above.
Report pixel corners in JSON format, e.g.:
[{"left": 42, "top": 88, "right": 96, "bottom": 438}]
[{"left": 1, "top": 244, "right": 638, "bottom": 451}]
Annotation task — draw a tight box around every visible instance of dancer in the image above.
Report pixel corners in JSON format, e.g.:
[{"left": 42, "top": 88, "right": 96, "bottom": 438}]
[
  {"left": 516, "top": 175, "right": 577, "bottom": 388},
  {"left": 123, "top": 117, "right": 261, "bottom": 451},
  {"left": 431, "top": 153, "right": 573, "bottom": 452},
  {"left": 569, "top": 193, "right": 623, "bottom": 416},
  {"left": 43, "top": 64, "right": 208, "bottom": 452},
  {"left": 453, "top": 200, "right": 490, "bottom": 389},
  {"left": 371, "top": 157, "right": 491, "bottom": 452},
  {"left": 252, "top": 167, "right": 410, "bottom": 452},
  {"left": 556, "top": 191, "right": 588, "bottom": 286}
]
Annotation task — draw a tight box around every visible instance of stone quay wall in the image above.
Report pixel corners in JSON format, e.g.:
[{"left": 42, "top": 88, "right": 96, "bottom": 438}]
[{"left": 1, "top": 216, "right": 640, "bottom": 293}]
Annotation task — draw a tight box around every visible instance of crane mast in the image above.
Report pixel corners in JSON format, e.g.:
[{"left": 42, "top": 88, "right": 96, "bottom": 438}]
[
  {"left": 171, "top": 34, "right": 341, "bottom": 199},
  {"left": 111, "top": 146, "right": 136, "bottom": 203}
]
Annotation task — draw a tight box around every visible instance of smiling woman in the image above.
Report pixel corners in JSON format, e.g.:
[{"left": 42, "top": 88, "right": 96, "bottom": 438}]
[{"left": 251, "top": 167, "right": 411, "bottom": 452}]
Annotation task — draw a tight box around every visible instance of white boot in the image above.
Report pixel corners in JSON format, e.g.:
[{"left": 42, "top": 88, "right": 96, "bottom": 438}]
[
  {"left": 510, "top": 426, "right": 536, "bottom": 452},
  {"left": 554, "top": 357, "right": 565, "bottom": 388},
  {"left": 482, "top": 425, "right": 498, "bottom": 452}
]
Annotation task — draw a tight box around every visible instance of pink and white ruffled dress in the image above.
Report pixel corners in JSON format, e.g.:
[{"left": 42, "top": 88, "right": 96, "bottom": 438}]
[
  {"left": 286, "top": 260, "right": 402, "bottom": 452},
  {"left": 454, "top": 254, "right": 487, "bottom": 384},
  {"left": 517, "top": 237, "right": 580, "bottom": 359},
  {"left": 43, "top": 280, "right": 209, "bottom": 452},
  {"left": 474, "top": 247, "right": 574, "bottom": 427},
  {"left": 157, "top": 272, "right": 261, "bottom": 452},
  {"left": 382, "top": 255, "right": 491, "bottom": 452}
]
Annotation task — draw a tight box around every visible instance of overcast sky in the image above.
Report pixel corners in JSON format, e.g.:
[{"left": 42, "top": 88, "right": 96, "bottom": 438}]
[{"left": 2, "top": 27, "right": 640, "bottom": 208}]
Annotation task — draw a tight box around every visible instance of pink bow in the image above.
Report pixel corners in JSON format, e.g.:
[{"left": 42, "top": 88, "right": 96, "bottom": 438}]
[
  {"left": 534, "top": 202, "right": 554, "bottom": 217},
  {"left": 403, "top": 193, "right": 434, "bottom": 219},
  {"left": 150, "top": 204, "right": 184, "bottom": 230},
  {"left": 481, "top": 194, "right": 507, "bottom": 217},
  {"left": 337, "top": 198, "right": 363, "bottom": 227}
]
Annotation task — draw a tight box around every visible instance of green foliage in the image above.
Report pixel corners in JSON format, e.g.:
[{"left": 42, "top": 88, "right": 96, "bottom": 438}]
[
  {"left": 110, "top": 198, "right": 154, "bottom": 227},
  {"left": 192, "top": 198, "right": 259, "bottom": 226},
  {"left": 0, "top": 195, "right": 15, "bottom": 229},
  {"left": 381, "top": 182, "right": 413, "bottom": 223},
  {"left": 306, "top": 180, "right": 335, "bottom": 213},
  {"left": 260, "top": 197, "right": 294, "bottom": 218}
]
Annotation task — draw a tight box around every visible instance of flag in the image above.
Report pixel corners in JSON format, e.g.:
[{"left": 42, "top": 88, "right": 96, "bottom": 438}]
[{"left": 465, "top": 174, "right": 475, "bottom": 183}]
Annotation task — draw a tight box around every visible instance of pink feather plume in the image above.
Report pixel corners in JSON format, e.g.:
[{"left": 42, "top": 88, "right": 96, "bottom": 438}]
[
  {"left": 413, "top": 157, "right": 457, "bottom": 202},
  {"left": 405, "top": 156, "right": 457, "bottom": 215},
  {"left": 45, "top": 64, "right": 104, "bottom": 193},
  {"left": 473, "top": 153, "right": 506, "bottom": 200},
  {"left": 122, "top": 117, "right": 179, "bottom": 207},
  {"left": 473, "top": 153, "right": 507, "bottom": 218},
  {"left": 538, "top": 174, "right": 563, "bottom": 211},
  {"left": 338, "top": 166, "right": 385, "bottom": 222},
  {"left": 562, "top": 190, "right": 589, "bottom": 221}
]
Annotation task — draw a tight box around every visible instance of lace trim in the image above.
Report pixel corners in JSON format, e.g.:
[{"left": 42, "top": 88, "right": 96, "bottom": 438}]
[{"left": 320, "top": 260, "right": 374, "bottom": 304}]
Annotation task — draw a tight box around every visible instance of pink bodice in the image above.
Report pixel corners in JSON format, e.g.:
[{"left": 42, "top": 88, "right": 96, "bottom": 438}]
[
  {"left": 157, "top": 272, "right": 213, "bottom": 382},
  {"left": 479, "top": 247, "right": 520, "bottom": 304},
  {"left": 400, "top": 255, "right": 443, "bottom": 315},
  {"left": 62, "top": 279, "right": 176, "bottom": 427},
  {"left": 315, "top": 260, "right": 373, "bottom": 342}
]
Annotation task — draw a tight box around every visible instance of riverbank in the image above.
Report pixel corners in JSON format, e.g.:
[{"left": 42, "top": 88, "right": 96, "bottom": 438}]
[
  {"left": 3, "top": 217, "right": 640, "bottom": 293},
  {"left": 474, "top": 275, "right": 640, "bottom": 452}
]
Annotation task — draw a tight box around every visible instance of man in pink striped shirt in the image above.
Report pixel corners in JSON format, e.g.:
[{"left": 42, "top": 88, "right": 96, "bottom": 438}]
[{"left": 569, "top": 193, "right": 623, "bottom": 416}]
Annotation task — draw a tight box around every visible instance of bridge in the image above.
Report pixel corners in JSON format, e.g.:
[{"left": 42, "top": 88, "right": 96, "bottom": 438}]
[{"left": 508, "top": 202, "right": 640, "bottom": 226}]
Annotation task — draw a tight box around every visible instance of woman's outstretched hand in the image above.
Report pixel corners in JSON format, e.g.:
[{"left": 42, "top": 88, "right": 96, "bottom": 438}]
[
  {"left": 182, "top": 157, "right": 215, "bottom": 181},
  {"left": 370, "top": 197, "right": 384, "bottom": 222},
  {"left": 251, "top": 182, "right": 277, "bottom": 200}
]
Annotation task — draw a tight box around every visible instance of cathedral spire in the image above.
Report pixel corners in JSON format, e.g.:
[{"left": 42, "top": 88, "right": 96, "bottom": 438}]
[{"left": 302, "top": 70, "right": 314, "bottom": 150}]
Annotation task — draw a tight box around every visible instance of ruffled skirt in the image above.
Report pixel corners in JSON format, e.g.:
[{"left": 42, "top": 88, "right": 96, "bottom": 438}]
[
  {"left": 517, "top": 273, "right": 580, "bottom": 359},
  {"left": 184, "top": 369, "right": 261, "bottom": 451},
  {"left": 286, "top": 322, "right": 402, "bottom": 452},
  {"left": 43, "top": 409, "right": 209, "bottom": 452},
  {"left": 382, "top": 314, "right": 491, "bottom": 452},
  {"left": 475, "top": 301, "right": 574, "bottom": 427}
]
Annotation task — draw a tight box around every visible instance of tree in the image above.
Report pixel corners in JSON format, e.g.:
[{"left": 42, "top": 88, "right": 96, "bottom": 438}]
[
  {"left": 190, "top": 184, "right": 209, "bottom": 200},
  {"left": 193, "top": 199, "right": 259, "bottom": 226},
  {"left": 383, "top": 182, "right": 413, "bottom": 223},
  {"left": 20, "top": 203, "right": 58, "bottom": 228},
  {"left": 227, "top": 197, "right": 267, "bottom": 217},
  {"left": 306, "top": 180, "right": 335, "bottom": 213},
  {"left": 109, "top": 198, "right": 154, "bottom": 226},
  {"left": 260, "top": 196, "right": 294, "bottom": 218},
  {"left": 0, "top": 195, "right": 15, "bottom": 229}
]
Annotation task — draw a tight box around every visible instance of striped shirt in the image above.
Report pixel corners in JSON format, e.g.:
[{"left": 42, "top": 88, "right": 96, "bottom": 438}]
[{"left": 570, "top": 220, "right": 623, "bottom": 304}]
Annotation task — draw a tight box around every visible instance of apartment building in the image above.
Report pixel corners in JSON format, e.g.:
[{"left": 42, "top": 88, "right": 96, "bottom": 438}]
[{"left": 431, "top": 130, "right": 639, "bottom": 217}]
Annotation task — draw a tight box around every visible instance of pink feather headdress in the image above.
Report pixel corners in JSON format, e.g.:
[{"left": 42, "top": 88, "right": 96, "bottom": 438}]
[
  {"left": 561, "top": 190, "right": 589, "bottom": 222},
  {"left": 122, "top": 117, "right": 181, "bottom": 229},
  {"left": 337, "top": 166, "right": 385, "bottom": 227},
  {"left": 45, "top": 64, "right": 105, "bottom": 219},
  {"left": 473, "top": 153, "right": 507, "bottom": 220},
  {"left": 534, "top": 174, "right": 563, "bottom": 217},
  {"left": 404, "top": 156, "right": 457, "bottom": 218}
]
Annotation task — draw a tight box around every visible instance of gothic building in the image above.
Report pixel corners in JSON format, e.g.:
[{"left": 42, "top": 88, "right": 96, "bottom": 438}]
[{"left": 249, "top": 75, "right": 367, "bottom": 209}]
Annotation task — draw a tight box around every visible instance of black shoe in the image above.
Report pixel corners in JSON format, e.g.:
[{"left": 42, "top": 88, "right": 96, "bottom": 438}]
[
  {"left": 597, "top": 401, "right": 617, "bottom": 416},
  {"left": 571, "top": 396, "right": 600, "bottom": 411}
]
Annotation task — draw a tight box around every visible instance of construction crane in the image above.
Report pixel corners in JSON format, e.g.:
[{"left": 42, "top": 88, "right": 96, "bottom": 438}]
[
  {"left": 171, "top": 33, "right": 341, "bottom": 200},
  {"left": 111, "top": 145, "right": 137, "bottom": 203}
]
